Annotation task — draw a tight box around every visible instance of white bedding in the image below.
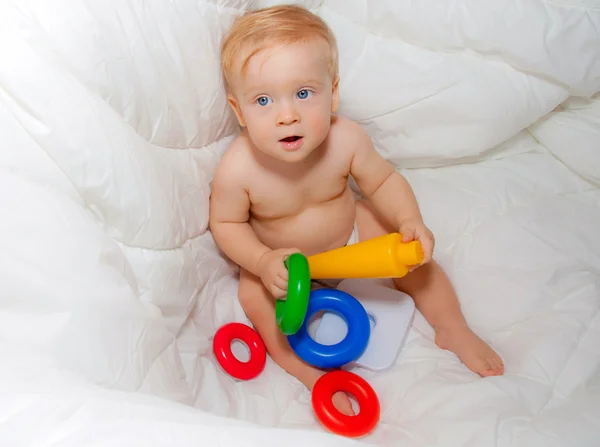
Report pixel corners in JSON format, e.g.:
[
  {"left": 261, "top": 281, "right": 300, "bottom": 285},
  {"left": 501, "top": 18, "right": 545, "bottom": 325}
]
[{"left": 1, "top": 1, "right": 599, "bottom": 446}]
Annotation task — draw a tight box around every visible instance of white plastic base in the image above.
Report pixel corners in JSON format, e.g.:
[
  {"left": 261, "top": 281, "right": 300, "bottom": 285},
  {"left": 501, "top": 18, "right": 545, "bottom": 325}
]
[{"left": 312, "top": 278, "right": 415, "bottom": 372}]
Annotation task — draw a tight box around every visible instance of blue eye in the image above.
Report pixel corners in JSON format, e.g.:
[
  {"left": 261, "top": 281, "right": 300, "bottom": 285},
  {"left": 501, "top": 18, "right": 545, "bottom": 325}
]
[
  {"left": 297, "top": 89, "right": 312, "bottom": 100},
  {"left": 256, "top": 96, "right": 271, "bottom": 106}
]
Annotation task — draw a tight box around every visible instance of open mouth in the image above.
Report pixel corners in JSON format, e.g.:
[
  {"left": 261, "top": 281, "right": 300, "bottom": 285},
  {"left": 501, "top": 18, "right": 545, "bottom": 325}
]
[{"left": 280, "top": 136, "right": 301, "bottom": 143}]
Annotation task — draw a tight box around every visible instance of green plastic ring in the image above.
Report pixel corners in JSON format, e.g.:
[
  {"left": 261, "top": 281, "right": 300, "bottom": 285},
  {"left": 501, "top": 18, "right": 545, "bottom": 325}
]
[{"left": 276, "top": 252, "right": 310, "bottom": 335}]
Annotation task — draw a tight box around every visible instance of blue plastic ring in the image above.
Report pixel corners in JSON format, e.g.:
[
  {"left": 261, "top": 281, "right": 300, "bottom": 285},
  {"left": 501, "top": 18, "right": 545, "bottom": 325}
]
[{"left": 287, "top": 288, "right": 370, "bottom": 369}]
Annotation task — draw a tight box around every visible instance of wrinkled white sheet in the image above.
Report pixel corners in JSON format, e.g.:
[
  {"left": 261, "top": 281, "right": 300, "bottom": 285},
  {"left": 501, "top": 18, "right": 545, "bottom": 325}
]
[{"left": 1, "top": 1, "right": 599, "bottom": 446}]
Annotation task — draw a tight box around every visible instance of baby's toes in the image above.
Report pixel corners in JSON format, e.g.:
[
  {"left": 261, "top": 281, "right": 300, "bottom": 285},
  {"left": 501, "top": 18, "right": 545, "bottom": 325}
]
[
  {"left": 492, "top": 352, "right": 505, "bottom": 371},
  {"left": 332, "top": 391, "right": 355, "bottom": 416},
  {"left": 485, "top": 356, "right": 504, "bottom": 376}
]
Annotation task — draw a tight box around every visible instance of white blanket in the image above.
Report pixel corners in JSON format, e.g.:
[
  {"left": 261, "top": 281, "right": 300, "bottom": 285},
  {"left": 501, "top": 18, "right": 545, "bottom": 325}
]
[{"left": 1, "top": 1, "right": 599, "bottom": 446}]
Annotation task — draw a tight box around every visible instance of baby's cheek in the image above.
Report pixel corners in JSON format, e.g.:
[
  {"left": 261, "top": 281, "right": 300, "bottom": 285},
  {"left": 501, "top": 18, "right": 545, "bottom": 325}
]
[
  {"left": 247, "top": 116, "right": 268, "bottom": 139},
  {"left": 311, "top": 113, "right": 331, "bottom": 141}
]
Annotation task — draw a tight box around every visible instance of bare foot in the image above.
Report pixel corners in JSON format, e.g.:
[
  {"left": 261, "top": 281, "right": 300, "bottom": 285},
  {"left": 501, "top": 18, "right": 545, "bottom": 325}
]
[
  {"left": 332, "top": 391, "right": 355, "bottom": 416},
  {"left": 298, "top": 369, "right": 355, "bottom": 416},
  {"left": 435, "top": 325, "right": 504, "bottom": 377}
]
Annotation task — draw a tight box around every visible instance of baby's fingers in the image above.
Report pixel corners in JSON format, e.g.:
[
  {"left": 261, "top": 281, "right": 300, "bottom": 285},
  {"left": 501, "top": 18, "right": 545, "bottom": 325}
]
[
  {"left": 399, "top": 226, "right": 415, "bottom": 243},
  {"left": 270, "top": 283, "right": 288, "bottom": 300},
  {"left": 281, "top": 247, "right": 303, "bottom": 277},
  {"left": 422, "top": 244, "right": 433, "bottom": 264},
  {"left": 418, "top": 234, "right": 435, "bottom": 264},
  {"left": 274, "top": 274, "right": 288, "bottom": 293},
  {"left": 278, "top": 267, "right": 289, "bottom": 281},
  {"left": 282, "top": 247, "right": 302, "bottom": 259}
]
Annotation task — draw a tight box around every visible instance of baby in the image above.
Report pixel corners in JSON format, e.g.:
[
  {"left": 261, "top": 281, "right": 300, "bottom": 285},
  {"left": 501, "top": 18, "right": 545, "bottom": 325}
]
[{"left": 210, "top": 5, "right": 504, "bottom": 415}]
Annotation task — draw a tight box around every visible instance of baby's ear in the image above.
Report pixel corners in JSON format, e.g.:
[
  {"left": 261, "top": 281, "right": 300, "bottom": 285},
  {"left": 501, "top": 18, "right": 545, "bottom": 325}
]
[
  {"left": 227, "top": 94, "right": 246, "bottom": 127},
  {"left": 331, "top": 76, "right": 340, "bottom": 113}
]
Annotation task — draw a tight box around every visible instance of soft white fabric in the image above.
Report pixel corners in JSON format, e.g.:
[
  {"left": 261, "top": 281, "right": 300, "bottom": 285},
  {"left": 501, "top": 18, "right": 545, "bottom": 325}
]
[{"left": 1, "top": 0, "right": 600, "bottom": 446}]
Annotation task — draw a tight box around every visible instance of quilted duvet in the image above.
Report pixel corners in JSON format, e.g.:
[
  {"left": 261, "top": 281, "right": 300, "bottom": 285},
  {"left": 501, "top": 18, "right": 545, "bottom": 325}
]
[{"left": 1, "top": 1, "right": 600, "bottom": 446}]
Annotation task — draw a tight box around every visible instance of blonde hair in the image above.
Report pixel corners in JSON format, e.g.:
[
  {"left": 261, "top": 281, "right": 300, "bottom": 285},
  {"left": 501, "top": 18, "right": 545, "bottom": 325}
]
[{"left": 221, "top": 5, "right": 339, "bottom": 93}]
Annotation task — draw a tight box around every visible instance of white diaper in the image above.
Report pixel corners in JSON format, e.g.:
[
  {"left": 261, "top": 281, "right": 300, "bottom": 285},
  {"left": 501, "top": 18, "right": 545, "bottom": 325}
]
[{"left": 345, "top": 220, "right": 359, "bottom": 246}]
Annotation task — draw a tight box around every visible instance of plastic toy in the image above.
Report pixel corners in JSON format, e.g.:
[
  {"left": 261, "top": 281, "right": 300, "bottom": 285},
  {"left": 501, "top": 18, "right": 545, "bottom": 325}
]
[
  {"left": 278, "top": 233, "right": 423, "bottom": 335},
  {"left": 272, "top": 233, "right": 422, "bottom": 437},
  {"left": 308, "top": 232, "right": 424, "bottom": 279},
  {"left": 276, "top": 253, "right": 310, "bottom": 335},
  {"left": 314, "top": 278, "right": 415, "bottom": 372},
  {"left": 213, "top": 322, "right": 267, "bottom": 381},
  {"left": 312, "top": 370, "right": 380, "bottom": 438},
  {"left": 287, "top": 288, "right": 371, "bottom": 368}
]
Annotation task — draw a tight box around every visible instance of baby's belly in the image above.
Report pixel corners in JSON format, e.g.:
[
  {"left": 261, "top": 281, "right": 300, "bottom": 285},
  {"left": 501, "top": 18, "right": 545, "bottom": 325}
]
[{"left": 251, "top": 191, "right": 357, "bottom": 257}]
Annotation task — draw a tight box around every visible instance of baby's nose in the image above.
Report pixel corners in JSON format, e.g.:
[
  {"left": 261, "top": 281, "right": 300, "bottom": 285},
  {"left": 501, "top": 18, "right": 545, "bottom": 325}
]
[{"left": 277, "top": 107, "right": 300, "bottom": 126}]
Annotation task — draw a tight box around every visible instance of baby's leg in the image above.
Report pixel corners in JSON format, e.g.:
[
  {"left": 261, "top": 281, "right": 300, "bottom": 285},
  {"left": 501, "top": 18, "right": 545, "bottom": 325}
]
[
  {"left": 355, "top": 200, "right": 504, "bottom": 377},
  {"left": 237, "top": 267, "right": 355, "bottom": 415}
]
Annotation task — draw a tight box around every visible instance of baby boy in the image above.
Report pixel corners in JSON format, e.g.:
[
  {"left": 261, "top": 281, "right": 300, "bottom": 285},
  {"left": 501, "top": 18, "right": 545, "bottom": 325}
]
[{"left": 210, "top": 5, "right": 503, "bottom": 415}]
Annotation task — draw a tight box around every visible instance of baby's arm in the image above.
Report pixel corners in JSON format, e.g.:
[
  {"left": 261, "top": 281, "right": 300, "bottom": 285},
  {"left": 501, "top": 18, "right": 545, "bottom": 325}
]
[
  {"left": 348, "top": 124, "right": 420, "bottom": 227},
  {"left": 209, "top": 150, "right": 297, "bottom": 297},
  {"left": 347, "top": 122, "right": 434, "bottom": 261},
  {"left": 209, "top": 157, "right": 269, "bottom": 277}
]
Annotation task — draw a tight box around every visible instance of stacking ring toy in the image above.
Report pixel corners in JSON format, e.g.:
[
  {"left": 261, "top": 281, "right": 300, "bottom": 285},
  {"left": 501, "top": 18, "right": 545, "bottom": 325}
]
[
  {"left": 312, "top": 370, "right": 380, "bottom": 438},
  {"left": 276, "top": 253, "right": 310, "bottom": 335},
  {"left": 213, "top": 322, "right": 266, "bottom": 381},
  {"left": 287, "top": 288, "right": 370, "bottom": 368}
]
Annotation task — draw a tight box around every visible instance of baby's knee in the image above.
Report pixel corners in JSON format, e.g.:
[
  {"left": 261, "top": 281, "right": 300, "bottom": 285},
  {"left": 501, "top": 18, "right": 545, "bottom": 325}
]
[
  {"left": 237, "top": 268, "right": 271, "bottom": 314},
  {"left": 237, "top": 286, "right": 253, "bottom": 312},
  {"left": 237, "top": 277, "right": 256, "bottom": 308}
]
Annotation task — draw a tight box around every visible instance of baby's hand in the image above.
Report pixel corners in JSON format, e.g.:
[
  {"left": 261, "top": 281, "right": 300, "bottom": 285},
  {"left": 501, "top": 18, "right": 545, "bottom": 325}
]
[
  {"left": 398, "top": 218, "right": 435, "bottom": 266},
  {"left": 256, "top": 248, "right": 301, "bottom": 299}
]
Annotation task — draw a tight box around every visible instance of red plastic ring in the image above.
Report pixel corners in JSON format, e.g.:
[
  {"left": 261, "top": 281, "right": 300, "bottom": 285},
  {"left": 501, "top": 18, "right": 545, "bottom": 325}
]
[
  {"left": 312, "top": 370, "right": 380, "bottom": 438},
  {"left": 213, "top": 322, "right": 267, "bottom": 381}
]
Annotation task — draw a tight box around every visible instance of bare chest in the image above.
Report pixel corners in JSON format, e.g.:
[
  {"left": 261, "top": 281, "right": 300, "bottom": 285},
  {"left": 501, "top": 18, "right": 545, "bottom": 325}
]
[{"left": 248, "top": 166, "right": 349, "bottom": 219}]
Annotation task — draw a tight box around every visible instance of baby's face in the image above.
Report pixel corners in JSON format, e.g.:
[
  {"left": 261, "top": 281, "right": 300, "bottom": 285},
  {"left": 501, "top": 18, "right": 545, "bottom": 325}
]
[{"left": 228, "top": 39, "right": 339, "bottom": 163}]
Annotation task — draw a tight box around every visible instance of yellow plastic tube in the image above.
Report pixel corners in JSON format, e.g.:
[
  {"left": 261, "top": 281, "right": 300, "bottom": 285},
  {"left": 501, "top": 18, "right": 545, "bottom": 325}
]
[{"left": 307, "top": 233, "right": 424, "bottom": 279}]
